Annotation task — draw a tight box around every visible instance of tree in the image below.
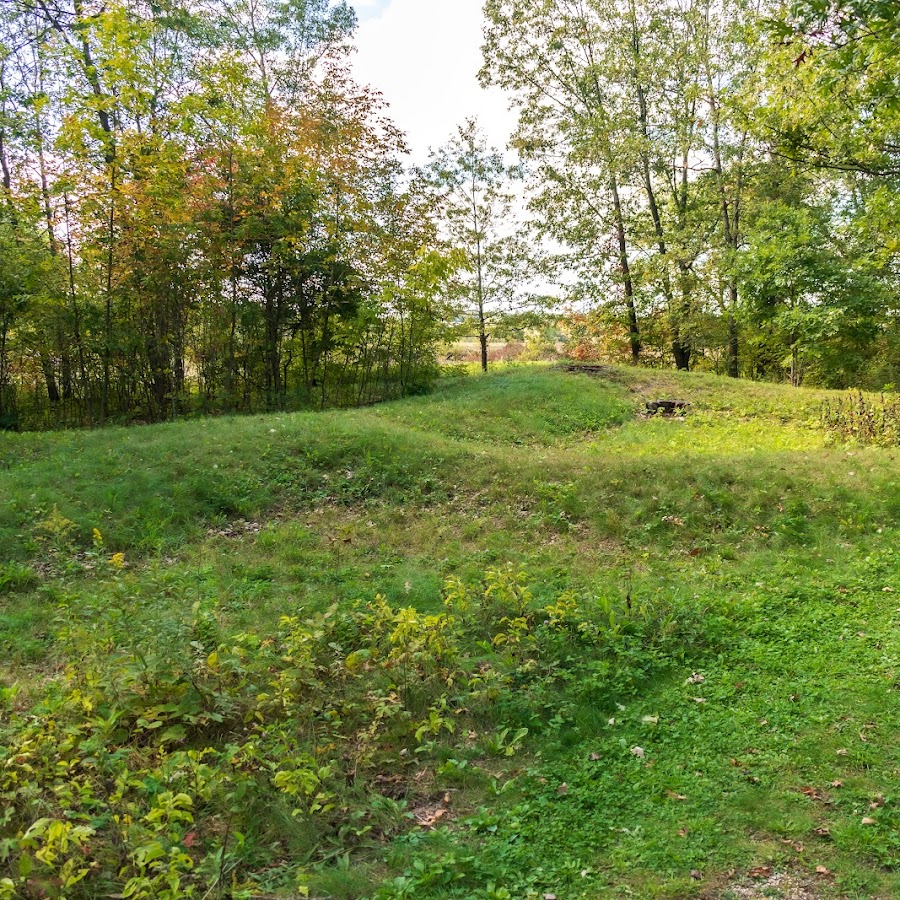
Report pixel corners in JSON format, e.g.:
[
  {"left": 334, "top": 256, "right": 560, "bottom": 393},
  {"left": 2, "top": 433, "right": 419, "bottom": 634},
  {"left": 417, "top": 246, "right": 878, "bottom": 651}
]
[
  {"left": 737, "top": 166, "right": 884, "bottom": 386},
  {"left": 425, "top": 118, "right": 539, "bottom": 372}
]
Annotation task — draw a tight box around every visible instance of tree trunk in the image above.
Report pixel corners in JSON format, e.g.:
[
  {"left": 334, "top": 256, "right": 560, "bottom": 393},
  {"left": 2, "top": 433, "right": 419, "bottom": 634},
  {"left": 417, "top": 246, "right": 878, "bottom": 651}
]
[
  {"left": 727, "top": 304, "right": 739, "bottom": 378},
  {"left": 672, "top": 330, "right": 691, "bottom": 371},
  {"left": 610, "top": 175, "right": 640, "bottom": 363},
  {"left": 479, "top": 318, "right": 488, "bottom": 373}
]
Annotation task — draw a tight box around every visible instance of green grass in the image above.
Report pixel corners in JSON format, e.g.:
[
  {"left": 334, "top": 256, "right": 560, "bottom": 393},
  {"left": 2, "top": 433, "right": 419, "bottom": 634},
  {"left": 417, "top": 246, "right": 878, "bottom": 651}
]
[{"left": 3, "top": 365, "right": 900, "bottom": 898}]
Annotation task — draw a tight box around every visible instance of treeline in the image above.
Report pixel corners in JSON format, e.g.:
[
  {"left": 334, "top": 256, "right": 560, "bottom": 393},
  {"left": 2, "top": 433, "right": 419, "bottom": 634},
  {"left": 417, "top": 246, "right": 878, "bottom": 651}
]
[
  {"left": 483, "top": 0, "right": 900, "bottom": 388},
  {"left": 4, "top": 0, "right": 900, "bottom": 432},
  {"left": 0, "top": 0, "right": 455, "bottom": 429}
]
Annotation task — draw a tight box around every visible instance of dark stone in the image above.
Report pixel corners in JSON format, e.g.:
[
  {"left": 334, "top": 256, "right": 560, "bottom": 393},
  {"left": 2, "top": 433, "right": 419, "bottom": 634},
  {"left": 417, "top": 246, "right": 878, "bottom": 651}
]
[{"left": 646, "top": 400, "right": 689, "bottom": 416}]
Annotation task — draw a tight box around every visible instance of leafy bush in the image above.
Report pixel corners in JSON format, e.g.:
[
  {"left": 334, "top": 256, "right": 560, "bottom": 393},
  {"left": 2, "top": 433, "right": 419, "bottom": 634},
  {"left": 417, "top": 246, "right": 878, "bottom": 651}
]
[{"left": 0, "top": 566, "right": 720, "bottom": 897}]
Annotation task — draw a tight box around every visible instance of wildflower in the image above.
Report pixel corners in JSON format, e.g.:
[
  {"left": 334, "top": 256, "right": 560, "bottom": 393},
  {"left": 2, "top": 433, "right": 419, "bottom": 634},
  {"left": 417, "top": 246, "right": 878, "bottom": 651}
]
[
  {"left": 110, "top": 552, "right": 125, "bottom": 569},
  {"left": 92, "top": 528, "right": 104, "bottom": 547}
]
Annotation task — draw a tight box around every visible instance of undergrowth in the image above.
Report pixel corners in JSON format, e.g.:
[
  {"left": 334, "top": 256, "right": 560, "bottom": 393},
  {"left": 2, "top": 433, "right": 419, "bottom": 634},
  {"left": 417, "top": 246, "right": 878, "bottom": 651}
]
[
  {"left": 0, "top": 561, "right": 719, "bottom": 899},
  {"left": 822, "top": 392, "right": 900, "bottom": 446}
]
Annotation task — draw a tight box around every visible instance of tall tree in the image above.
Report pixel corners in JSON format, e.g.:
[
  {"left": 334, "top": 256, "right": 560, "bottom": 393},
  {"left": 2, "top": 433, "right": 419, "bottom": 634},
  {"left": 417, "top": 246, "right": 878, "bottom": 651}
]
[{"left": 425, "top": 118, "right": 537, "bottom": 372}]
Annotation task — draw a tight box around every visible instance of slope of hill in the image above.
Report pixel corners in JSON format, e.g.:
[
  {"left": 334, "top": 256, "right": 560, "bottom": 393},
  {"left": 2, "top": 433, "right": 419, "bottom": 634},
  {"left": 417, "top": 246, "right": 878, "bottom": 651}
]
[{"left": 3, "top": 366, "right": 900, "bottom": 899}]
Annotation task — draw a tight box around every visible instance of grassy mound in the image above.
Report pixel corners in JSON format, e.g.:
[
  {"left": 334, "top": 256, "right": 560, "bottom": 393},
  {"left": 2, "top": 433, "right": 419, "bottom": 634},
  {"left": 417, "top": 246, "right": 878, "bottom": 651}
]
[{"left": 3, "top": 365, "right": 900, "bottom": 899}]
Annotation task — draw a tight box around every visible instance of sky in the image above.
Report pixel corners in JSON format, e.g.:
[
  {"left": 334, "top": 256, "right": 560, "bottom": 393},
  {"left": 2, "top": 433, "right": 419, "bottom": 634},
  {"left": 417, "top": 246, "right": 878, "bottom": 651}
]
[{"left": 350, "top": 0, "right": 518, "bottom": 164}]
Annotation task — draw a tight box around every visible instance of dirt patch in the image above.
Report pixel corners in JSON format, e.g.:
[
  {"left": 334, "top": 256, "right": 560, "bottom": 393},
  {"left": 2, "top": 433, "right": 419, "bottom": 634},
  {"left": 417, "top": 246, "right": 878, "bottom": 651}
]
[{"left": 716, "top": 871, "right": 828, "bottom": 899}]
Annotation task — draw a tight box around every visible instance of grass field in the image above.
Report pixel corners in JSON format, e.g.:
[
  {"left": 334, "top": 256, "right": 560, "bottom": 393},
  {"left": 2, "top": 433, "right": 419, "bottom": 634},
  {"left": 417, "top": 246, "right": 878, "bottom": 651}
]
[{"left": 3, "top": 364, "right": 900, "bottom": 899}]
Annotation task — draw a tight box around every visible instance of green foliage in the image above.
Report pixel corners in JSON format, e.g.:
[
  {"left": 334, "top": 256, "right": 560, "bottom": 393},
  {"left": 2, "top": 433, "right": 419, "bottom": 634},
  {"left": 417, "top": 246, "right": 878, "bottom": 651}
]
[
  {"left": 0, "top": 0, "right": 452, "bottom": 430},
  {"left": 0, "top": 559, "right": 706, "bottom": 898}
]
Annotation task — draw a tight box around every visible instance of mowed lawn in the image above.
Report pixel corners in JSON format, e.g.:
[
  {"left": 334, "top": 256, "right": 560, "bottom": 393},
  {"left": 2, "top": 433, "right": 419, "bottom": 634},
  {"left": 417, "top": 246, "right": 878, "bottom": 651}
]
[{"left": 3, "top": 365, "right": 900, "bottom": 899}]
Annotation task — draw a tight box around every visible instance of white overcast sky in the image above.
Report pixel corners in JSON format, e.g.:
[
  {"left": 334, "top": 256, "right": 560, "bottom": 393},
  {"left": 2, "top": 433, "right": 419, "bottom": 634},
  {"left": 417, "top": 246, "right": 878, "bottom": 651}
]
[{"left": 350, "top": 0, "right": 518, "bottom": 164}]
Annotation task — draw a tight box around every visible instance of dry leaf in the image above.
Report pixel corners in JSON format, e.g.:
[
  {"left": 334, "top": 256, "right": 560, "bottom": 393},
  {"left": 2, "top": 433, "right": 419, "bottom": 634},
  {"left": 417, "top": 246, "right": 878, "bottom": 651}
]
[
  {"left": 556, "top": 783, "right": 568, "bottom": 796},
  {"left": 831, "top": 780, "right": 843, "bottom": 788},
  {"left": 590, "top": 752, "right": 602, "bottom": 761},
  {"left": 861, "top": 817, "right": 877, "bottom": 826},
  {"left": 414, "top": 807, "right": 447, "bottom": 828},
  {"left": 816, "top": 865, "right": 831, "bottom": 875},
  {"left": 836, "top": 748, "right": 848, "bottom": 756},
  {"left": 748, "top": 866, "right": 773, "bottom": 878},
  {"left": 690, "top": 869, "right": 702, "bottom": 880},
  {"left": 630, "top": 746, "right": 645, "bottom": 759}
]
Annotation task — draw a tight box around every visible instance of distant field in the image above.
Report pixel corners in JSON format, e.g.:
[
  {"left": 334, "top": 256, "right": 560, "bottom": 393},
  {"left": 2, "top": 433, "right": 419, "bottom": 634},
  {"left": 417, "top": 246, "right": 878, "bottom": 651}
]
[{"left": 3, "top": 366, "right": 900, "bottom": 899}]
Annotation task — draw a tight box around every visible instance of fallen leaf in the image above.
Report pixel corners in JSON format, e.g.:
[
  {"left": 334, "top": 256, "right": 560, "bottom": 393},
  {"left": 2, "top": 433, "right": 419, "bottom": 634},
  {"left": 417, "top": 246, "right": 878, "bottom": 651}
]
[
  {"left": 666, "top": 790, "right": 688, "bottom": 801},
  {"left": 693, "top": 697, "right": 707, "bottom": 704},
  {"left": 748, "top": 866, "right": 772, "bottom": 878},
  {"left": 183, "top": 832, "right": 197, "bottom": 848},
  {"left": 814, "top": 826, "right": 831, "bottom": 837},
  {"left": 642, "top": 715, "right": 660, "bottom": 725},
  {"left": 687, "top": 672, "right": 705, "bottom": 684},
  {"left": 414, "top": 807, "right": 447, "bottom": 828},
  {"left": 630, "top": 746, "right": 645, "bottom": 759},
  {"left": 543, "top": 894, "right": 557, "bottom": 900},
  {"left": 690, "top": 869, "right": 702, "bottom": 880},
  {"left": 816, "top": 865, "right": 831, "bottom": 875},
  {"left": 836, "top": 749, "right": 848, "bottom": 756},
  {"left": 590, "top": 752, "right": 602, "bottom": 761},
  {"left": 861, "top": 817, "right": 877, "bottom": 826},
  {"left": 831, "top": 780, "right": 843, "bottom": 788},
  {"left": 556, "top": 783, "right": 568, "bottom": 796}
]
